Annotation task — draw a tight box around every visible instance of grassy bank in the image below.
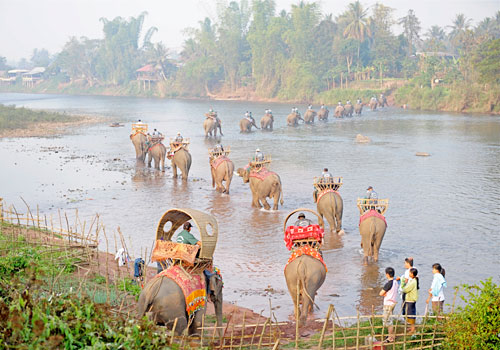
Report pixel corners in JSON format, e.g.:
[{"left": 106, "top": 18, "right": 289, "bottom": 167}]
[
  {"left": 394, "top": 83, "right": 500, "bottom": 114},
  {"left": 0, "top": 222, "right": 175, "bottom": 349},
  {"left": 0, "top": 104, "right": 77, "bottom": 130}
]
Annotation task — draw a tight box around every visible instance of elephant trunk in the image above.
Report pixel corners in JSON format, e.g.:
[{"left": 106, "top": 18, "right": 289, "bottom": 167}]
[{"left": 214, "top": 296, "right": 223, "bottom": 338}]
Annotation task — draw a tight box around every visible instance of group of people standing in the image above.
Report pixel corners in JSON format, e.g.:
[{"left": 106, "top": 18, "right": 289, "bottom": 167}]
[{"left": 380, "top": 258, "right": 447, "bottom": 342}]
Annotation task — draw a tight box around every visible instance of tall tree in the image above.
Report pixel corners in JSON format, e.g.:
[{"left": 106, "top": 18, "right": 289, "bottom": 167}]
[
  {"left": 398, "top": 9, "right": 421, "bottom": 56},
  {"left": 31, "top": 48, "right": 51, "bottom": 67},
  {"left": 424, "top": 25, "right": 446, "bottom": 51},
  {"left": 341, "top": 1, "right": 371, "bottom": 64}
]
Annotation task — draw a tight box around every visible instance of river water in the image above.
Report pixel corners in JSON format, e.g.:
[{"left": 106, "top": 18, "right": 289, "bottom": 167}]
[{"left": 1, "top": 92, "right": 499, "bottom": 320}]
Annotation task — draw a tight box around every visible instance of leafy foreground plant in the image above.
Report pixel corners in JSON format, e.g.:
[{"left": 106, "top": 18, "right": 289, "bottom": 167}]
[{"left": 443, "top": 278, "right": 500, "bottom": 350}]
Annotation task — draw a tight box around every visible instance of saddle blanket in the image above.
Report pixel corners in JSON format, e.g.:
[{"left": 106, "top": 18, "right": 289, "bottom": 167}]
[
  {"left": 130, "top": 131, "right": 146, "bottom": 139},
  {"left": 285, "top": 245, "right": 327, "bottom": 272},
  {"left": 316, "top": 189, "right": 339, "bottom": 203},
  {"left": 156, "top": 265, "right": 206, "bottom": 316},
  {"left": 249, "top": 168, "right": 274, "bottom": 180},
  {"left": 284, "top": 225, "right": 324, "bottom": 250},
  {"left": 211, "top": 156, "right": 230, "bottom": 169},
  {"left": 148, "top": 142, "right": 163, "bottom": 152},
  {"left": 359, "top": 209, "right": 387, "bottom": 227}
]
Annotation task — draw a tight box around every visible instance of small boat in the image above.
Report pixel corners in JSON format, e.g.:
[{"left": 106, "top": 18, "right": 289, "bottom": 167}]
[{"left": 109, "top": 122, "right": 124, "bottom": 127}]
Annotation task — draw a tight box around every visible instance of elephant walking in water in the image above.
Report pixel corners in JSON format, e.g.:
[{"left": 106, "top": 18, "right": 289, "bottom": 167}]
[
  {"left": 260, "top": 114, "right": 274, "bottom": 130},
  {"left": 236, "top": 168, "right": 284, "bottom": 210},
  {"left": 318, "top": 108, "right": 329, "bottom": 121},
  {"left": 147, "top": 142, "right": 167, "bottom": 171},
  {"left": 130, "top": 132, "right": 148, "bottom": 162},
  {"left": 210, "top": 157, "right": 234, "bottom": 194},
  {"left": 359, "top": 213, "right": 387, "bottom": 264},
  {"left": 354, "top": 102, "right": 363, "bottom": 115},
  {"left": 344, "top": 104, "right": 353, "bottom": 117},
  {"left": 285, "top": 255, "right": 326, "bottom": 325},
  {"left": 137, "top": 271, "right": 223, "bottom": 336},
  {"left": 240, "top": 118, "right": 260, "bottom": 132},
  {"left": 369, "top": 98, "right": 378, "bottom": 111},
  {"left": 287, "top": 112, "right": 303, "bottom": 126},
  {"left": 334, "top": 105, "right": 345, "bottom": 117},
  {"left": 203, "top": 118, "right": 223, "bottom": 137},
  {"left": 170, "top": 148, "right": 192, "bottom": 180},
  {"left": 304, "top": 109, "right": 317, "bottom": 124},
  {"left": 315, "top": 190, "right": 343, "bottom": 234}
]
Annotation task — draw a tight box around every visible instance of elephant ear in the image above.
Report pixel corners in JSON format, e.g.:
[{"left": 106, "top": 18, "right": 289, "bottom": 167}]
[{"left": 204, "top": 270, "right": 223, "bottom": 303}]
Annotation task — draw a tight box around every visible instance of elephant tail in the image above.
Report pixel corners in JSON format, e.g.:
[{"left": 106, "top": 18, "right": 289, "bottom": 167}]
[
  {"left": 296, "top": 259, "right": 320, "bottom": 311},
  {"left": 369, "top": 217, "right": 376, "bottom": 257},
  {"left": 279, "top": 178, "right": 284, "bottom": 206}
]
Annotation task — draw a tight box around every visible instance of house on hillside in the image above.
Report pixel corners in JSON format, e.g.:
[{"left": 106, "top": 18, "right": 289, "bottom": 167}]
[
  {"left": 22, "top": 67, "right": 46, "bottom": 87},
  {"left": 136, "top": 64, "right": 160, "bottom": 91}
]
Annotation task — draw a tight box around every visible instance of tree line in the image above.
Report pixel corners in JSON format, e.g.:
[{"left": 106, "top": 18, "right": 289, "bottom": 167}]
[{"left": 1, "top": 1, "right": 499, "bottom": 102}]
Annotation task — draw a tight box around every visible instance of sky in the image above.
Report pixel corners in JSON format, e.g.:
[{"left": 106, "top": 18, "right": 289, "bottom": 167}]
[{"left": 0, "top": 0, "right": 499, "bottom": 63}]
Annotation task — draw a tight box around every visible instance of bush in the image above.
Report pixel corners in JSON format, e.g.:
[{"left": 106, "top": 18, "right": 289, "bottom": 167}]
[{"left": 443, "top": 278, "right": 500, "bottom": 349}]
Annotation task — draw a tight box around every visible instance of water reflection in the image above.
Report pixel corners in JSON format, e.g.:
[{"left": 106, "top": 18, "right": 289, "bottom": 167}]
[{"left": 358, "top": 263, "right": 383, "bottom": 315}]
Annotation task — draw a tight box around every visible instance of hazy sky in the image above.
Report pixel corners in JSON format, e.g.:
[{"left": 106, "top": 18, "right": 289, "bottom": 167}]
[{"left": 1, "top": 0, "right": 498, "bottom": 62}]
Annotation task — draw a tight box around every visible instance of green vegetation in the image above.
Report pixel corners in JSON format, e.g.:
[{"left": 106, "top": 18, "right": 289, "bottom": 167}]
[
  {"left": 0, "top": 104, "right": 77, "bottom": 130},
  {"left": 1, "top": 2, "right": 500, "bottom": 113},
  {"left": 443, "top": 279, "right": 500, "bottom": 350},
  {"left": 0, "top": 224, "right": 176, "bottom": 349}
]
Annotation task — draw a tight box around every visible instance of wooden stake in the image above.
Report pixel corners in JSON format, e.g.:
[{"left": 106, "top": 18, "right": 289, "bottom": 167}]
[
  {"left": 355, "top": 308, "right": 360, "bottom": 350},
  {"left": 318, "top": 304, "right": 333, "bottom": 349}
]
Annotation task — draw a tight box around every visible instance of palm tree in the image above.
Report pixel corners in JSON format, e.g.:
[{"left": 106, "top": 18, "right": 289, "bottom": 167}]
[
  {"left": 398, "top": 9, "right": 421, "bottom": 56},
  {"left": 342, "top": 1, "right": 371, "bottom": 64},
  {"left": 425, "top": 25, "right": 446, "bottom": 51},
  {"left": 448, "top": 14, "right": 473, "bottom": 53}
]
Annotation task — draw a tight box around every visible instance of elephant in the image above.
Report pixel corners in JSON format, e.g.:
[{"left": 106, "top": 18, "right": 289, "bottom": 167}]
[
  {"left": 203, "top": 118, "right": 223, "bottom": 138},
  {"left": 314, "top": 190, "right": 343, "bottom": 234},
  {"left": 210, "top": 157, "right": 234, "bottom": 194},
  {"left": 236, "top": 168, "right": 284, "bottom": 210},
  {"left": 287, "top": 112, "right": 303, "bottom": 126},
  {"left": 317, "top": 108, "right": 329, "bottom": 121},
  {"left": 354, "top": 102, "right": 363, "bottom": 115},
  {"left": 147, "top": 142, "right": 167, "bottom": 171},
  {"left": 359, "top": 214, "right": 387, "bottom": 265},
  {"left": 130, "top": 132, "right": 148, "bottom": 162},
  {"left": 284, "top": 254, "right": 326, "bottom": 325},
  {"left": 303, "top": 109, "right": 317, "bottom": 124},
  {"left": 170, "top": 148, "right": 192, "bottom": 180},
  {"left": 369, "top": 99, "right": 378, "bottom": 111},
  {"left": 334, "top": 105, "right": 345, "bottom": 117},
  {"left": 137, "top": 271, "right": 223, "bottom": 336},
  {"left": 344, "top": 104, "right": 353, "bottom": 117},
  {"left": 378, "top": 95, "right": 388, "bottom": 108},
  {"left": 260, "top": 114, "right": 274, "bottom": 130},
  {"left": 239, "top": 118, "right": 260, "bottom": 132}
]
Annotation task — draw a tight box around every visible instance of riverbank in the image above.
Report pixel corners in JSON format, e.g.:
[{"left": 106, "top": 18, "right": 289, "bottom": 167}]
[{"left": 0, "top": 104, "right": 105, "bottom": 138}]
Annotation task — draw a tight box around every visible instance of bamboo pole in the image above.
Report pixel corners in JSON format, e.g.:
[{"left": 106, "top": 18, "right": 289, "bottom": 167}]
[
  {"left": 317, "top": 304, "right": 333, "bottom": 349},
  {"left": 239, "top": 311, "right": 246, "bottom": 350},
  {"left": 257, "top": 319, "right": 269, "bottom": 350},
  {"left": 332, "top": 308, "right": 336, "bottom": 350},
  {"left": 170, "top": 318, "right": 178, "bottom": 344},
  {"left": 355, "top": 309, "right": 360, "bottom": 350},
  {"left": 295, "top": 278, "right": 300, "bottom": 350}
]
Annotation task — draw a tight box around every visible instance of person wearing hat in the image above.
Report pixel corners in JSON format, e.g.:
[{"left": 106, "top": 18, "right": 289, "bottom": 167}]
[
  {"left": 254, "top": 148, "right": 264, "bottom": 162},
  {"left": 364, "top": 186, "right": 378, "bottom": 211},
  {"left": 294, "top": 213, "right": 313, "bottom": 227},
  {"left": 175, "top": 132, "right": 183, "bottom": 143},
  {"left": 176, "top": 222, "right": 201, "bottom": 246}
]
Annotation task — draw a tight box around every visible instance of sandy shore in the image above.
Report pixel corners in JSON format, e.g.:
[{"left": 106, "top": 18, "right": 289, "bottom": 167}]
[{"left": 0, "top": 115, "right": 105, "bottom": 138}]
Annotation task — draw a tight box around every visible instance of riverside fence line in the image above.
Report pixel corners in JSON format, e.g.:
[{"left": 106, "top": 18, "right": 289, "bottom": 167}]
[{"left": 0, "top": 198, "right": 448, "bottom": 349}]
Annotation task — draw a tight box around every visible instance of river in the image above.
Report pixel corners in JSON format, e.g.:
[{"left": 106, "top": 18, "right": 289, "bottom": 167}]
[{"left": 0, "top": 92, "right": 499, "bottom": 320}]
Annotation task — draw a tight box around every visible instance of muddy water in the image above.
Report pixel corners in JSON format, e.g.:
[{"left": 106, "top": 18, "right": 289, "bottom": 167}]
[{"left": 1, "top": 92, "right": 499, "bottom": 320}]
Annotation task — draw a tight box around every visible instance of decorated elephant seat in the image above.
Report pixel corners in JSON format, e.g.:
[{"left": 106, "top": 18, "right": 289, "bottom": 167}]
[
  {"left": 313, "top": 176, "right": 343, "bottom": 192},
  {"left": 356, "top": 198, "right": 389, "bottom": 216},
  {"left": 131, "top": 122, "right": 148, "bottom": 134}
]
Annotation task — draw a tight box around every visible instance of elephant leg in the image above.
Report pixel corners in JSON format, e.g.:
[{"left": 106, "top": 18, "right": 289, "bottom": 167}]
[
  {"left": 272, "top": 193, "right": 280, "bottom": 210},
  {"left": 155, "top": 157, "right": 160, "bottom": 170},
  {"left": 260, "top": 195, "right": 271, "bottom": 210},
  {"left": 224, "top": 176, "right": 231, "bottom": 194},
  {"left": 161, "top": 156, "right": 165, "bottom": 172},
  {"left": 336, "top": 215, "right": 343, "bottom": 233},
  {"left": 251, "top": 192, "right": 261, "bottom": 208},
  {"left": 182, "top": 167, "right": 188, "bottom": 181},
  {"left": 172, "top": 163, "right": 178, "bottom": 178},
  {"left": 147, "top": 154, "right": 152, "bottom": 168}
]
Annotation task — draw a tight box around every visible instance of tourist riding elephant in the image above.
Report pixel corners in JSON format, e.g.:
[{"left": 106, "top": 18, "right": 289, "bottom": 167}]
[
  {"left": 236, "top": 168, "right": 284, "bottom": 210},
  {"left": 303, "top": 110, "right": 317, "bottom": 124},
  {"left": 284, "top": 255, "right": 326, "bottom": 326},
  {"left": 359, "top": 214, "right": 387, "bottom": 265},
  {"left": 317, "top": 108, "right": 329, "bottom": 121},
  {"left": 378, "top": 95, "right": 388, "bottom": 107},
  {"left": 204, "top": 118, "right": 223, "bottom": 138},
  {"left": 260, "top": 114, "right": 274, "bottom": 130},
  {"left": 369, "top": 99, "right": 378, "bottom": 111},
  {"left": 287, "top": 112, "right": 303, "bottom": 126},
  {"left": 171, "top": 148, "right": 192, "bottom": 180},
  {"left": 354, "top": 102, "right": 363, "bottom": 115},
  {"left": 210, "top": 157, "right": 234, "bottom": 194},
  {"left": 314, "top": 190, "right": 344, "bottom": 234},
  {"left": 137, "top": 271, "right": 223, "bottom": 336},
  {"left": 147, "top": 142, "right": 167, "bottom": 171},
  {"left": 334, "top": 105, "right": 345, "bottom": 117},
  {"left": 344, "top": 104, "right": 353, "bottom": 117},
  {"left": 130, "top": 132, "right": 148, "bottom": 162},
  {"left": 239, "top": 118, "right": 260, "bottom": 132}
]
